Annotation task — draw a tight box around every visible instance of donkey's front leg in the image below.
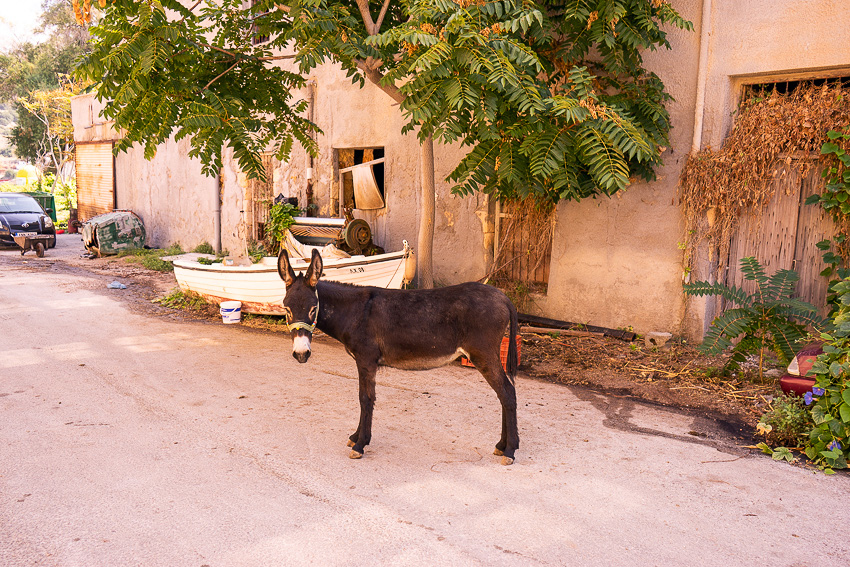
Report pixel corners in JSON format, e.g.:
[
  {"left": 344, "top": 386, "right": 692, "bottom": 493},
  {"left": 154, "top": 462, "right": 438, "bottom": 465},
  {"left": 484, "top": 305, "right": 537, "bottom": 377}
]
[{"left": 348, "top": 359, "right": 378, "bottom": 459}]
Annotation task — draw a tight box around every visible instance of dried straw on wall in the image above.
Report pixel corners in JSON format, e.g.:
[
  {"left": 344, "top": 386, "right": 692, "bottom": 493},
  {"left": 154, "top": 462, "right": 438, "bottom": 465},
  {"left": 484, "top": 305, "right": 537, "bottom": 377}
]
[{"left": 680, "top": 81, "right": 850, "bottom": 271}]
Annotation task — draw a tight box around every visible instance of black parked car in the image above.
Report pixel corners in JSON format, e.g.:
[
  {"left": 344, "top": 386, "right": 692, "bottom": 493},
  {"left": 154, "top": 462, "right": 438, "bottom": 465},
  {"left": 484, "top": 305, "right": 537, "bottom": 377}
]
[{"left": 0, "top": 192, "right": 57, "bottom": 249}]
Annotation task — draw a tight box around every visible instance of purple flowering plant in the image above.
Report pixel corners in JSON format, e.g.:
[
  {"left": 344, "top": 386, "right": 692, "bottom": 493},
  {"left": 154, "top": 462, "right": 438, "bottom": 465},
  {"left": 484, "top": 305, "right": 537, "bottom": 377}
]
[{"left": 803, "top": 278, "right": 850, "bottom": 473}]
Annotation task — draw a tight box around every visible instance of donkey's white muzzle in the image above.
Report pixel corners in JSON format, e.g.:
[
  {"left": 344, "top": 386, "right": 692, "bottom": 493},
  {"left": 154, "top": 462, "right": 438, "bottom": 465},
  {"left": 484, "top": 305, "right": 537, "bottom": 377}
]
[{"left": 292, "top": 334, "right": 312, "bottom": 363}]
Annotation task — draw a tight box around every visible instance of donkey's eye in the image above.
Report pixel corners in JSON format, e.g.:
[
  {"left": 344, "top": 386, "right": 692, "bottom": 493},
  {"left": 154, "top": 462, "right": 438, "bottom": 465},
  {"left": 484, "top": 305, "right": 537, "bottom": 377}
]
[
  {"left": 283, "top": 307, "right": 293, "bottom": 322},
  {"left": 309, "top": 306, "right": 318, "bottom": 321}
]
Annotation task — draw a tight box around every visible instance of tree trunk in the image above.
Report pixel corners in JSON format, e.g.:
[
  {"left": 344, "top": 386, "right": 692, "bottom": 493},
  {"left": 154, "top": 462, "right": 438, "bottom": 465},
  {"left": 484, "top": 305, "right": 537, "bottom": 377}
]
[
  {"left": 418, "top": 136, "right": 435, "bottom": 289},
  {"left": 356, "top": 60, "right": 435, "bottom": 289}
]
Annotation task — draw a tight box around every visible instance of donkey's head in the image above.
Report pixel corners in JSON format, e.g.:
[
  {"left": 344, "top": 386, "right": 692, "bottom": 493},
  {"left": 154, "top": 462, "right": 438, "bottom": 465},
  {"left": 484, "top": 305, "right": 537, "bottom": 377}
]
[{"left": 278, "top": 248, "right": 323, "bottom": 363}]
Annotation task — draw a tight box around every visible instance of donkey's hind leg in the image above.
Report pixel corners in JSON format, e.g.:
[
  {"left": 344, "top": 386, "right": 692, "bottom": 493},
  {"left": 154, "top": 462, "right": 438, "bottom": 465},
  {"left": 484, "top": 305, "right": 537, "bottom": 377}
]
[
  {"left": 495, "top": 411, "right": 508, "bottom": 455},
  {"left": 348, "top": 358, "right": 378, "bottom": 459},
  {"left": 471, "top": 355, "right": 518, "bottom": 465}
]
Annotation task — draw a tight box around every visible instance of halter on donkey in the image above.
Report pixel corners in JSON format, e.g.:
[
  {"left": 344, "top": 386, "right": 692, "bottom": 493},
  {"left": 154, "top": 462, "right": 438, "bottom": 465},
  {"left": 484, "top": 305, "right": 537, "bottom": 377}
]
[{"left": 279, "top": 248, "right": 520, "bottom": 465}]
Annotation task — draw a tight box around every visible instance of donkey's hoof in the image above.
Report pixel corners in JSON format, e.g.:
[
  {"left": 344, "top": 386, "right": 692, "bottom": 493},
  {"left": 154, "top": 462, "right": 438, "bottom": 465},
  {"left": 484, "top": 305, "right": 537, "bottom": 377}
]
[
  {"left": 347, "top": 439, "right": 355, "bottom": 448},
  {"left": 493, "top": 448, "right": 504, "bottom": 456},
  {"left": 501, "top": 456, "right": 514, "bottom": 466},
  {"left": 349, "top": 449, "right": 364, "bottom": 459}
]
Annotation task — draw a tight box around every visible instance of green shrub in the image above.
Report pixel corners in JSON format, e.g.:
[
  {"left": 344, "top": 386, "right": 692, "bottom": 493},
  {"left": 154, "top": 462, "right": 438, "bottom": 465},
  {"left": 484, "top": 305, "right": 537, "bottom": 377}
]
[
  {"left": 806, "top": 130, "right": 850, "bottom": 316},
  {"left": 193, "top": 242, "right": 215, "bottom": 254},
  {"left": 247, "top": 240, "right": 270, "bottom": 263},
  {"left": 162, "top": 243, "right": 183, "bottom": 256},
  {"left": 757, "top": 394, "right": 813, "bottom": 448},
  {"left": 804, "top": 278, "right": 850, "bottom": 473},
  {"left": 155, "top": 289, "right": 210, "bottom": 310},
  {"left": 264, "top": 202, "right": 301, "bottom": 254},
  {"left": 141, "top": 255, "right": 174, "bottom": 272},
  {"left": 118, "top": 244, "right": 183, "bottom": 272}
]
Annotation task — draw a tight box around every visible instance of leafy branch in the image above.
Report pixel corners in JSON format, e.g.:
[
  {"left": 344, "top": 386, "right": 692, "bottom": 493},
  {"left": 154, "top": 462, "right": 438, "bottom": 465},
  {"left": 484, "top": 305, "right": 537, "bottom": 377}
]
[{"left": 76, "top": 0, "right": 691, "bottom": 206}]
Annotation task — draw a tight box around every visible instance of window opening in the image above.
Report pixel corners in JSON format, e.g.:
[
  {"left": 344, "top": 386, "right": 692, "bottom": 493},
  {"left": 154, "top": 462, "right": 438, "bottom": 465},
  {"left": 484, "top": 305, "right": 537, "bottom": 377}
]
[
  {"left": 251, "top": 0, "right": 270, "bottom": 44},
  {"left": 742, "top": 75, "right": 850, "bottom": 99},
  {"left": 336, "top": 147, "right": 385, "bottom": 214}
]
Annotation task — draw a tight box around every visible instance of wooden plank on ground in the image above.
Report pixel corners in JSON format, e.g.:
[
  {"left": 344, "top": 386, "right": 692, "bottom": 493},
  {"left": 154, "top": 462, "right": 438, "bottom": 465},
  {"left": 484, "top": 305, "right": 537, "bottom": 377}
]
[
  {"left": 517, "top": 313, "right": 636, "bottom": 341},
  {"left": 520, "top": 326, "right": 604, "bottom": 338}
]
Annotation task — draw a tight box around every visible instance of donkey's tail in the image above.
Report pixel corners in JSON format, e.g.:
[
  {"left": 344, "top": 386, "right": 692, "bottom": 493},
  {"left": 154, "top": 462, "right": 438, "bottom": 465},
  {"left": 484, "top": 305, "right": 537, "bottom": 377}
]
[{"left": 506, "top": 299, "right": 519, "bottom": 384}]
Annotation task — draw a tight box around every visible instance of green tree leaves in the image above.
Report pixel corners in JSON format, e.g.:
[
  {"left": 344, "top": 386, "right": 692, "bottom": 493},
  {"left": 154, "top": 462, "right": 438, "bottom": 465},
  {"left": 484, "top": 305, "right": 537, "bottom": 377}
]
[
  {"left": 1, "top": 0, "right": 90, "bottom": 169},
  {"left": 78, "top": 0, "right": 318, "bottom": 180},
  {"left": 77, "top": 0, "right": 689, "bottom": 201}
]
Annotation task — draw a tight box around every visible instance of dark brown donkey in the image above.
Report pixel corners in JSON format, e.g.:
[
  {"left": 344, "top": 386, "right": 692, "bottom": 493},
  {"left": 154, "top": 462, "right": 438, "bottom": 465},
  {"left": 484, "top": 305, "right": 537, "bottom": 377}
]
[{"left": 278, "top": 248, "right": 520, "bottom": 465}]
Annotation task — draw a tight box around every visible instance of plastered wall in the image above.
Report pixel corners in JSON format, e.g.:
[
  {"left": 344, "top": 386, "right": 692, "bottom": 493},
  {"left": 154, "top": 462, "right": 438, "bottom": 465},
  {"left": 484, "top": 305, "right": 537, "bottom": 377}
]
[
  {"left": 71, "top": 94, "right": 120, "bottom": 143},
  {"left": 73, "top": 93, "right": 243, "bottom": 252},
  {"left": 701, "top": 0, "right": 850, "bottom": 150},
  {"left": 114, "top": 140, "right": 220, "bottom": 250},
  {"left": 71, "top": 0, "right": 850, "bottom": 338},
  {"left": 534, "top": 0, "right": 702, "bottom": 335}
]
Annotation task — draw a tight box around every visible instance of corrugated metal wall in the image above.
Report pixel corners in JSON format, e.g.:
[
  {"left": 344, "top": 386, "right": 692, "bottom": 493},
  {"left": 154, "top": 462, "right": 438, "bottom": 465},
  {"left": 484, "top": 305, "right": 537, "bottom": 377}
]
[{"left": 76, "top": 142, "right": 115, "bottom": 221}]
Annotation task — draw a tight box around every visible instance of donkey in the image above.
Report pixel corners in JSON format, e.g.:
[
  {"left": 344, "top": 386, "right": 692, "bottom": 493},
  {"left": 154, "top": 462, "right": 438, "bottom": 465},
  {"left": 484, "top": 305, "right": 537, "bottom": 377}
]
[{"left": 278, "top": 248, "right": 520, "bottom": 465}]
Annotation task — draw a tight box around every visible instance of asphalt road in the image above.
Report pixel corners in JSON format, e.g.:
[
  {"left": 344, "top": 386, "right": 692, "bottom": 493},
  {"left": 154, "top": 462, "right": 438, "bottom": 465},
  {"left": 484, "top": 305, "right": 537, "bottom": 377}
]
[{"left": 1, "top": 236, "right": 848, "bottom": 566}]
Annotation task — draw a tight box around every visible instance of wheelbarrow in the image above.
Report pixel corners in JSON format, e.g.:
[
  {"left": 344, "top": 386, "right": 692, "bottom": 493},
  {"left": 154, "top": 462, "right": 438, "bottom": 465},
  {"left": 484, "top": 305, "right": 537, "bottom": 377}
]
[{"left": 13, "top": 232, "right": 52, "bottom": 258}]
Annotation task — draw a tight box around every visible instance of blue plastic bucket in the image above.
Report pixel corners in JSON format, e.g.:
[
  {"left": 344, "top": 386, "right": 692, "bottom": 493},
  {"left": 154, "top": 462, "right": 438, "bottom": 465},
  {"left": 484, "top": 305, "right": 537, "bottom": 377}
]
[{"left": 220, "top": 300, "right": 242, "bottom": 324}]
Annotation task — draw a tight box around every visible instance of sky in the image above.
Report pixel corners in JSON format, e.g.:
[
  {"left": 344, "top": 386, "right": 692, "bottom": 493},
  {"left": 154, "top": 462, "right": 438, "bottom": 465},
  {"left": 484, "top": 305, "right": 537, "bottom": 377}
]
[{"left": 0, "top": 1, "right": 44, "bottom": 48}]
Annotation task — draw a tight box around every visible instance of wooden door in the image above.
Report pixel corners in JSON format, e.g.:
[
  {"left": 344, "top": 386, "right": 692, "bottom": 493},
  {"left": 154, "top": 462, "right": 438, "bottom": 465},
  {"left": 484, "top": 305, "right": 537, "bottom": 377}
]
[
  {"left": 725, "top": 163, "right": 835, "bottom": 315},
  {"left": 247, "top": 153, "right": 275, "bottom": 241},
  {"left": 494, "top": 200, "right": 553, "bottom": 292}
]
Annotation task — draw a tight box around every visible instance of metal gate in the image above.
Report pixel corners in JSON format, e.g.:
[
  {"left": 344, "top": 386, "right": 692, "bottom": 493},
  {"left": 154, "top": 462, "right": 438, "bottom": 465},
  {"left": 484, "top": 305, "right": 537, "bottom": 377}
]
[{"left": 76, "top": 142, "right": 115, "bottom": 221}]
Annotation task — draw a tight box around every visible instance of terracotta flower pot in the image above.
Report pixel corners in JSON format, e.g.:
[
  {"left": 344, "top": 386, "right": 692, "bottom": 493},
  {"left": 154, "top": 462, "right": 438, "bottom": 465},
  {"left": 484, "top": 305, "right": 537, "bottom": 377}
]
[{"left": 460, "top": 335, "right": 521, "bottom": 371}]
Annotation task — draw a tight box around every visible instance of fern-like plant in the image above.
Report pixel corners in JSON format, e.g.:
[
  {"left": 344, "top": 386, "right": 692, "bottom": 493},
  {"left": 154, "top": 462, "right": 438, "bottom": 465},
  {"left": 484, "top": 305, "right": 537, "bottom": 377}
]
[{"left": 683, "top": 256, "right": 829, "bottom": 379}]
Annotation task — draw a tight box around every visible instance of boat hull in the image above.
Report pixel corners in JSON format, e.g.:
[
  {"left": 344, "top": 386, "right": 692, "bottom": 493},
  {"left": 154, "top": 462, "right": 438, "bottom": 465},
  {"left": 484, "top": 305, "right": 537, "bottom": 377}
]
[{"left": 172, "top": 251, "right": 409, "bottom": 315}]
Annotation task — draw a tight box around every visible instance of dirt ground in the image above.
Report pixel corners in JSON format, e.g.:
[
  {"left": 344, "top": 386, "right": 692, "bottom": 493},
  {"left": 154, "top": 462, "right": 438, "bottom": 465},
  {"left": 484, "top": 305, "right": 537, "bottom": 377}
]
[
  {"left": 520, "top": 334, "right": 774, "bottom": 427},
  {"left": 28, "top": 234, "right": 775, "bottom": 436}
]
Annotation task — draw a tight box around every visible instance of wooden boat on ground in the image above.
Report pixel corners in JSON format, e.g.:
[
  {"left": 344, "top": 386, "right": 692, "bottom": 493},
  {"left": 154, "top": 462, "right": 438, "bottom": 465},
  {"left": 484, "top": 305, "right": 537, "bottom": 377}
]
[{"left": 172, "top": 241, "right": 415, "bottom": 315}]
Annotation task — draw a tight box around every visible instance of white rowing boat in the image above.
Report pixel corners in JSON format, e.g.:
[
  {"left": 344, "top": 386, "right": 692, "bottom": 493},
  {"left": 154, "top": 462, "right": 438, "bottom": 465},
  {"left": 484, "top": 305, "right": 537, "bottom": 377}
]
[{"left": 172, "top": 242, "right": 415, "bottom": 315}]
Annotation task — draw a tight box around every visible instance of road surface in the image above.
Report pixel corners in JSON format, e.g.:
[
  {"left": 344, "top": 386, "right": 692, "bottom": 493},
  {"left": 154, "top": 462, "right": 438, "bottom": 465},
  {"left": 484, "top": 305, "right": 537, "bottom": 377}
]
[{"left": 1, "top": 236, "right": 848, "bottom": 566}]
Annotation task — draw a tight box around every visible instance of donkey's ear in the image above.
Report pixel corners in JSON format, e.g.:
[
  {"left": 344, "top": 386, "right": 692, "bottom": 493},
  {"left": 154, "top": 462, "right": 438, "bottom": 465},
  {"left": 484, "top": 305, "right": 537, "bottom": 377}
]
[
  {"left": 277, "top": 249, "right": 297, "bottom": 287},
  {"left": 305, "top": 248, "right": 323, "bottom": 288}
]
